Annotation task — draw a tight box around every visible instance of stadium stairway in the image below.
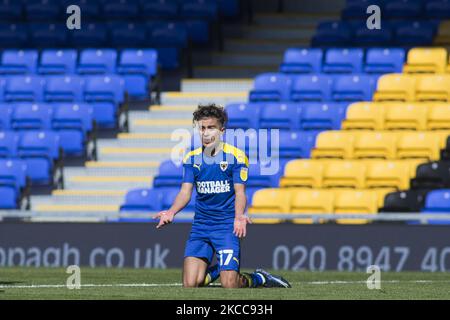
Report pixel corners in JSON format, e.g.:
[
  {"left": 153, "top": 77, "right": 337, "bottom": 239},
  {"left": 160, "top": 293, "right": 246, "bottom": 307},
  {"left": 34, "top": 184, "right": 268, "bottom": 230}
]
[{"left": 28, "top": 79, "right": 252, "bottom": 217}]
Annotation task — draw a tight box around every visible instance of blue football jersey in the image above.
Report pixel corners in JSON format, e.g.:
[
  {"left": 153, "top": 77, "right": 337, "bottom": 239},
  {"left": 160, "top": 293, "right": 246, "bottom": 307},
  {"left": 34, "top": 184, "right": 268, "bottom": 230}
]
[{"left": 182, "top": 143, "right": 249, "bottom": 224}]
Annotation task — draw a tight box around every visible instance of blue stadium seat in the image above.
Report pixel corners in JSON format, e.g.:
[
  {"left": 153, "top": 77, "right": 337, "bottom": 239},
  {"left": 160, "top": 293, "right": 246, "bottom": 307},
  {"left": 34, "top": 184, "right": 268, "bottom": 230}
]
[
  {"left": 83, "top": 75, "right": 125, "bottom": 128},
  {"left": 394, "top": 21, "right": 435, "bottom": 46},
  {"left": 185, "top": 20, "right": 211, "bottom": 44},
  {"left": 38, "top": 49, "right": 78, "bottom": 75},
  {"left": 341, "top": 0, "right": 385, "bottom": 20},
  {"left": 77, "top": 49, "right": 117, "bottom": 75},
  {"left": 280, "top": 48, "right": 323, "bottom": 74},
  {"left": 421, "top": 189, "right": 450, "bottom": 224},
  {"left": 11, "top": 103, "right": 53, "bottom": 130},
  {"left": 62, "top": 0, "right": 100, "bottom": 19},
  {"left": 140, "top": 0, "right": 179, "bottom": 19},
  {"left": 291, "top": 75, "right": 333, "bottom": 102},
  {"left": 116, "top": 49, "right": 158, "bottom": 99},
  {"left": 364, "top": 48, "right": 405, "bottom": 74},
  {"left": 331, "top": 74, "right": 376, "bottom": 102},
  {"left": 384, "top": 0, "right": 422, "bottom": 19},
  {"left": 300, "top": 102, "right": 348, "bottom": 130},
  {"left": 4, "top": 76, "right": 45, "bottom": 102},
  {"left": 0, "top": 50, "right": 38, "bottom": 75},
  {"left": 18, "top": 130, "right": 60, "bottom": 185},
  {"left": 311, "top": 21, "right": 352, "bottom": 47},
  {"left": 0, "top": 103, "right": 12, "bottom": 130},
  {"left": 161, "top": 187, "right": 196, "bottom": 211},
  {"left": 218, "top": 0, "right": 240, "bottom": 18},
  {"left": 180, "top": 0, "right": 219, "bottom": 20},
  {"left": 322, "top": 48, "right": 364, "bottom": 74},
  {"left": 259, "top": 103, "right": 301, "bottom": 130},
  {"left": 0, "top": 131, "right": 18, "bottom": 157},
  {"left": 24, "top": 0, "right": 61, "bottom": 21},
  {"left": 0, "top": 23, "right": 28, "bottom": 48},
  {"left": 30, "top": 23, "right": 67, "bottom": 47},
  {"left": 247, "top": 162, "right": 282, "bottom": 189},
  {"left": 249, "top": 73, "right": 292, "bottom": 102},
  {"left": 426, "top": 0, "right": 450, "bottom": 19},
  {"left": 353, "top": 25, "right": 393, "bottom": 47},
  {"left": 69, "top": 23, "right": 108, "bottom": 47},
  {"left": 120, "top": 188, "right": 162, "bottom": 212},
  {"left": 44, "top": 75, "right": 84, "bottom": 102},
  {"left": 268, "top": 130, "right": 319, "bottom": 160},
  {"left": 226, "top": 103, "right": 261, "bottom": 129},
  {"left": 0, "top": 77, "right": 5, "bottom": 101},
  {"left": 110, "top": 22, "right": 147, "bottom": 47},
  {"left": 0, "top": 1, "right": 23, "bottom": 21},
  {"left": 0, "top": 159, "right": 27, "bottom": 209},
  {"left": 153, "top": 160, "right": 183, "bottom": 188},
  {"left": 52, "top": 103, "right": 94, "bottom": 156},
  {"left": 101, "top": 0, "right": 139, "bottom": 19}
]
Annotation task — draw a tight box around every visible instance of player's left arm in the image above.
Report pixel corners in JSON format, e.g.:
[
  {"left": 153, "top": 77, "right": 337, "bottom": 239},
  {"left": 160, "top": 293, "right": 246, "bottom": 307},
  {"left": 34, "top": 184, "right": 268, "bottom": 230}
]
[{"left": 233, "top": 183, "right": 252, "bottom": 239}]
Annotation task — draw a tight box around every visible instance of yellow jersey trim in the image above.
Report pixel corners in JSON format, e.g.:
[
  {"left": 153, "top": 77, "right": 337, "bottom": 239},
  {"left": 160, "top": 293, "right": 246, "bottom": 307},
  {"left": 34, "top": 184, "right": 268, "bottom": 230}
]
[
  {"left": 182, "top": 147, "right": 203, "bottom": 164},
  {"left": 223, "top": 143, "right": 249, "bottom": 167}
]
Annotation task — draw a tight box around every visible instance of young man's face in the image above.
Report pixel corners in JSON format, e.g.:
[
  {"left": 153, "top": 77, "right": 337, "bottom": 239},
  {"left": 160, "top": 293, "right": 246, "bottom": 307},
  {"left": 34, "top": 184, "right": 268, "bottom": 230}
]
[{"left": 197, "top": 117, "right": 224, "bottom": 149}]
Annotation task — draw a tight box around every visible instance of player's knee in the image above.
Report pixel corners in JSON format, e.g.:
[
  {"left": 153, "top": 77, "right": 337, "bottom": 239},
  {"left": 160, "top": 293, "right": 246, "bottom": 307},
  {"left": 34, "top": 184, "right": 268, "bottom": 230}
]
[{"left": 183, "top": 276, "right": 203, "bottom": 288}]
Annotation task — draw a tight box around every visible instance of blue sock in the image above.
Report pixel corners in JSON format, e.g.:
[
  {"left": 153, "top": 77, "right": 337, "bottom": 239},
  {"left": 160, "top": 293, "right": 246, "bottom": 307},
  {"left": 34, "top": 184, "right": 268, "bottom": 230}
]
[
  {"left": 249, "top": 271, "right": 265, "bottom": 288},
  {"left": 204, "top": 264, "right": 220, "bottom": 286}
]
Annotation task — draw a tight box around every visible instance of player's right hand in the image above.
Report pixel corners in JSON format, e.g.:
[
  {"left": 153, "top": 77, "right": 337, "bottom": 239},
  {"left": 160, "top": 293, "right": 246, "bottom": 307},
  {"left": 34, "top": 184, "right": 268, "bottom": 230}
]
[{"left": 153, "top": 210, "right": 175, "bottom": 229}]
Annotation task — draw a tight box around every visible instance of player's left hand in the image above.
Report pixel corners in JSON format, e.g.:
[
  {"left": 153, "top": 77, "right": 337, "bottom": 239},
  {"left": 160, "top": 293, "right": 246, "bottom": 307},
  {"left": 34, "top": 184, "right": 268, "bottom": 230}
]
[
  {"left": 153, "top": 210, "right": 175, "bottom": 229},
  {"left": 233, "top": 215, "right": 252, "bottom": 239}
]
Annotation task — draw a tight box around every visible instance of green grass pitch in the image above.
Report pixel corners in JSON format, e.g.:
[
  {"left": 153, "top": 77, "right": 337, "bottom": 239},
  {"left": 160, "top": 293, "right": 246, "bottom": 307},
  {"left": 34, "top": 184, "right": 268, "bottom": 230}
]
[{"left": 1, "top": 267, "right": 450, "bottom": 300}]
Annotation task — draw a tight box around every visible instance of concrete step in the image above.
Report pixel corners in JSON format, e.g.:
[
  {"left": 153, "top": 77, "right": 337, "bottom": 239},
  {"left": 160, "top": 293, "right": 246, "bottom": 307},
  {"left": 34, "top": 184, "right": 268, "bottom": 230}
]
[
  {"left": 181, "top": 79, "right": 253, "bottom": 93},
  {"left": 65, "top": 175, "right": 153, "bottom": 191},
  {"left": 193, "top": 65, "right": 278, "bottom": 78},
  {"left": 64, "top": 163, "right": 159, "bottom": 177},
  {"left": 161, "top": 91, "right": 248, "bottom": 105},
  {"left": 31, "top": 192, "right": 126, "bottom": 207},
  {"left": 129, "top": 110, "right": 194, "bottom": 120},
  {"left": 210, "top": 52, "right": 283, "bottom": 67}
]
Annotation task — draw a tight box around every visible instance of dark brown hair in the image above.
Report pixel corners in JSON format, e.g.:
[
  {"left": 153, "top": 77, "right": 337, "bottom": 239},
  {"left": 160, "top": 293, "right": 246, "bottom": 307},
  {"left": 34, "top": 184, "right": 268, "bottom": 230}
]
[{"left": 192, "top": 103, "right": 228, "bottom": 128}]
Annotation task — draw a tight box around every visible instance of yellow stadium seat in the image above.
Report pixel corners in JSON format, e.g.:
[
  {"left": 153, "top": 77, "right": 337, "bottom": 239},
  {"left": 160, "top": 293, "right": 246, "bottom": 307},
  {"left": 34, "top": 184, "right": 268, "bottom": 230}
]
[
  {"left": 373, "top": 74, "right": 416, "bottom": 102},
  {"left": 353, "top": 131, "right": 397, "bottom": 159},
  {"left": 384, "top": 103, "right": 428, "bottom": 130},
  {"left": 311, "top": 131, "right": 354, "bottom": 159},
  {"left": 434, "top": 21, "right": 450, "bottom": 45},
  {"left": 403, "top": 48, "right": 447, "bottom": 74},
  {"left": 372, "top": 188, "right": 397, "bottom": 208},
  {"left": 415, "top": 75, "right": 450, "bottom": 102},
  {"left": 365, "top": 160, "right": 411, "bottom": 189},
  {"left": 396, "top": 131, "right": 441, "bottom": 160},
  {"left": 435, "top": 130, "right": 450, "bottom": 149},
  {"left": 248, "top": 188, "right": 292, "bottom": 223},
  {"left": 322, "top": 160, "right": 366, "bottom": 189},
  {"left": 290, "top": 189, "right": 334, "bottom": 224},
  {"left": 428, "top": 103, "right": 450, "bottom": 130},
  {"left": 334, "top": 190, "right": 378, "bottom": 224},
  {"left": 341, "top": 102, "right": 386, "bottom": 130},
  {"left": 279, "top": 159, "right": 324, "bottom": 188}
]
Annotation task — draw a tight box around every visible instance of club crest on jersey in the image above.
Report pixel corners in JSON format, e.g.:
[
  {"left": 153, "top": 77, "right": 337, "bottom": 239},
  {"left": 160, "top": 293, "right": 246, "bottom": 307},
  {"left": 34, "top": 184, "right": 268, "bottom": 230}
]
[
  {"left": 240, "top": 167, "right": 248, "bottom": 182},
  {"left": 220, "top": 161, "right": 228, "bottom": 171}
]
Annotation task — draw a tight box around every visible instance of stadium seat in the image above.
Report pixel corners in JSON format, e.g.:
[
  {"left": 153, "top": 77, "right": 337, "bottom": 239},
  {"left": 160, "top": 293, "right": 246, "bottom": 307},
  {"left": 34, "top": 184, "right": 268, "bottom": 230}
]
[
  {"left": 116, "top": 49, "right": 158, "bottom": 99},
  {"left": 44, "top": 75, "right": 84, "bottom": 102},
  {"left": 403, "top": 48, "right": 447, "bottom": 74},
  {"left": 364, "top": 48, "right": 405, "bottom": 74},
  {"left": 259, "top": 103, "right": 301, "bottom": 130},
  {"left": 24, "top": 0, "right": 61, "bottom": 21},
  {"left": 226, "top": 103, "right": 260, "bottom": 130},
  {"left": 428, "top": 103, "right": 450, "bottom": 130},
  {"left": 17, "top": 130, "right": 61, "bottom": 185},
  {"left": 341, "top": 0, "right": 385, "bottom": 20},
  {"left": 161, "top": 187, "right": 196, "bottom": 211},
  {"left": 247, "top": 162, "right": 282, "bottom": 189},
  {"left": 109, "top": 22, "right": 146, "bottom": 47},
  {"left": 396, "top": 132, "right": 441, "bottom": 161},
  {"left": 153, "top": 160, "right": 183, "bottom": 188},
  {"left": 69, "top": 23, "right": 108, "bottom": 47},
  {"left": 0, "top": 1, "right": 23, "bottom": 21},
  {"left": 30, "top": 23, "right": 67, "bottom": 47},
  {"left": 290, "top": 189, "right": 334, "bottom": 224},
  {"left": 0, "top": 104, "right": 12, "bottom": 130},
  {"left": 421, "top": 189, "right": 450, "bottom": 224},
  {"left": 62, "top": 0, "right": 100, "bottom": 19},
  {"left": 311, "top": 21, "right": 352, "bottom": 47},
  {"left": 291, "top": 75, "right": 333, "bottom": 102},
  {"left": 353, "top": 25, "right": 393, "bottom": 47},
  {"left": 415, "top": 75, "right": 450, "bottom": 102},
  {"left": 83, "top": 75, "right": 125, "bottom": 128},
  {"left": 426, "top": 0, "right": 450, "bottom": 19},
  {"left": 77, "top": 49, "right": 117, "bottom": 75},
  {"left": 373, "top": 74, "right": 416, "bottom": 102},
  {"left": 184, "top": 19, "right": 211, "bottom": 44},
  {"left": 120, "top": 188, "right": 162, "bottom": 212},
  {"left": 180, "top": 0, "right": 218, "bottom": 20},
  {"left": 249, "top": 73, "right": 292, "bottom": 102},
  {"left": 384, "top": 0, "right": 422, "bottom": 18},
  {"left": 334, "top": 190, "right": 378, "bottom": 224},
  {"left": 394, "top": 21, "right": 435, "bottom": 46},
  {"left": 384, "top": 103, "right": 428, "bottom": 130},
  {"left": 380, "top": 190, "right": 428, "bottom": 213},
  {"left": 0, "top": 50, "right": 38, "bottom": 75},
  {"left": 322, "top": 160, "right": 366, "bottom": 189},
  {"left": 279, "top": 48, "right": 323, "bottom": 74},
  {"left": 342, "top": 102, "right": 386, "bottom": 130},
  {"left": 140, "top": 0, "right": 179, "bottom": 19},
  {"left": 38, "top": 49, "right": 78, "bottom": 75},
  {"left": 411, "top": 161, "right": 450, "bottom": 189},
  {"left": 11, "top": 103, "right": 53, "bottom": 131},
  {"left": 311, "top": 131, "right": 355, "bottom": 159},
  {"left": 0, "top": 159, "right": 27, "bottom": 209},
  {"left": 0, "top": 23, "right": 28, "bottom": 48},
  {"left": 353, "top": 131, "right": 397, "bottom": 160},
  {"left": 4, "top": 76, "right": 45, "bottom": 102},
  {"left": 280, "top": 159, "right": 324, "bottom": 188},
  {"left": 102, "top": 0, "right": 139, "bottom": 19},
  {"left": 0, "top": 130, "right": 18, "bottom": 157},
  {"left": 322, "top": 48, "right": 363, "bottom": 74},
  {"left": 299, "top": 102, "right": 347, "bottom": 130},
  {"left": 248, "top": 188, "right": 292, "bottom": 223},
  {"left": 365, "top": 160, "right": 411, "bottom": 189},
  {"left": 270, "top": 130, "right": 318, "bottom": 160},
  {"left": 435, "top": 20, "right": 450, "bottom": 45},
  {"left": 331, "top": 74, "right": 376, "bottom": 102}
]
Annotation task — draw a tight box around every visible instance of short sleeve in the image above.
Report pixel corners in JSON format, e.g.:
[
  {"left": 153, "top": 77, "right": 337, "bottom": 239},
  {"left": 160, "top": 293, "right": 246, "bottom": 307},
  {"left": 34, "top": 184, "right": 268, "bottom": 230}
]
[
  {"left": 233, "top": 161, "right": 248, "bottom": 185},
  {"left": 182, "top": 163, "right": 195, "bottom": 184}
]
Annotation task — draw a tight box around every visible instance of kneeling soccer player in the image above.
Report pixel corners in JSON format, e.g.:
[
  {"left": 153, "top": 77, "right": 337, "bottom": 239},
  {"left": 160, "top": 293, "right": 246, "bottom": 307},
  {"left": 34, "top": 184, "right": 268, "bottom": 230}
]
[{"left": 154, "top": 104, "right": 291, "bottom": 289}]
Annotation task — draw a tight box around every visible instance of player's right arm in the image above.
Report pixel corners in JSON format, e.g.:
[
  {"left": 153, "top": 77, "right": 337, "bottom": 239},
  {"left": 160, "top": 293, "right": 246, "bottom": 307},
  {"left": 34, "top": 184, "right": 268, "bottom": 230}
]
[{"left": 153, "top": 182, "right": 193, "bottom": 229}]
